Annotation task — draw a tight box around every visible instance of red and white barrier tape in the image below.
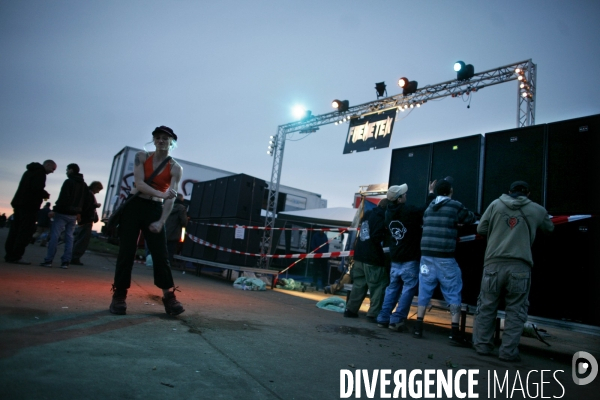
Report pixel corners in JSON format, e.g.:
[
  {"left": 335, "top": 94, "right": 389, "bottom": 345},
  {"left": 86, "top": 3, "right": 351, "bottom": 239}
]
[
  {"left": 188, "top": 221, "right": 358, "bottom": 231},
  {"left": 550, "top": 214, "right": 592, "bottom": 225},
  {"left": 185, "top": 232, "right": 353, "bottom": 259},
  {"left": 184, "top": 216, "right": 593, "bottom": 258},
  {"left": 455, "top": 215, "right": 593, "bottom": 243}
]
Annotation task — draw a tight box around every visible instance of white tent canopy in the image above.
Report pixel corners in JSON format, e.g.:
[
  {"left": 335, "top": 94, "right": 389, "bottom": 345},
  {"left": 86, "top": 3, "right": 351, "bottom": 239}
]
[{"left": 277, "top": 207, "right": 358, "bottom": 227}]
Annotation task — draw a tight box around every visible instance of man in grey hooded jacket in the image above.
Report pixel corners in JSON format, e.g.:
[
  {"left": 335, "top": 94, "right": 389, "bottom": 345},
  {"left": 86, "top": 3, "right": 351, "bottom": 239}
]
[{"left": 473, "top": 180, "right": 554, "bottom": 362}]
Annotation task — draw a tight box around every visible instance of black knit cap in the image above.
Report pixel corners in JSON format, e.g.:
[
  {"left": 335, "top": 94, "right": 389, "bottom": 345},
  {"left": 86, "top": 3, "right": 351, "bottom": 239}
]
[
  {"left": 435, "top": 179, "right": 452, "bottom": 196},
  {"left": 510, "top": 180, "right": 529, "bottom": 193},
  {"left": 152, "top": 126, "right": 177, "bottom": 141}
]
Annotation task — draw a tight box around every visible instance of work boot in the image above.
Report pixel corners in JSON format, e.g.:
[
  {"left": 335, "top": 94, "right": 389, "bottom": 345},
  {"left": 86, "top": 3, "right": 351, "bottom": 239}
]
[
  {"left": 449, "top": 331, "right": 472, "bottom": 348},
  {"left": 109, "top": 285, "right": 128, "bottom": 315},
  {"left": 413, "top": 320, "right": 424, "bottom": 339},
  {"left": 389, "top": 321, "right": 408, "bottom": 332},
  {"left": 162, "top": 287, "right": 185, "bottom": 316}
]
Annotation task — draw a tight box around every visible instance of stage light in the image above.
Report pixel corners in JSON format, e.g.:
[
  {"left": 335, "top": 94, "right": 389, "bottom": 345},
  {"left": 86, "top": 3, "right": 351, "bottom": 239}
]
[
  {"left": 398, "top": 77, "right": 418, "bottom": 96},
  {"left": 454, "top": 61, "right": 475, "bottom": 80},
  {"left": 267, "top": 135, "right": 277, "bottom": 156},
  {"left": 375, "top": 82, "right": 387, "bottom": 98},
  {"left": 292, "top": 105, "right": 312, "bottom": 120},
  {"left": 332, "top": 99, "right": 349, "bottom": 112}
]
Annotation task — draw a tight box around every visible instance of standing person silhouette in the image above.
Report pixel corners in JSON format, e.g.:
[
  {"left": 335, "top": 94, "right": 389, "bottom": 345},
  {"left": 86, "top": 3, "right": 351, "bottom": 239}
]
[
  {"left": 5, "top": 160, "right": 56, "bottom": 264},
  {"left": 109, "top": 126, "right": 185, "bottom": 316}
]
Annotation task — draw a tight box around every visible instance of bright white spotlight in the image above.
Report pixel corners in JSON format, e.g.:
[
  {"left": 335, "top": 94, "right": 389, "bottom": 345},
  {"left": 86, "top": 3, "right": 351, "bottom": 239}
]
[{"left": 292, "top": 105, "right": 307, "bottom": 120}]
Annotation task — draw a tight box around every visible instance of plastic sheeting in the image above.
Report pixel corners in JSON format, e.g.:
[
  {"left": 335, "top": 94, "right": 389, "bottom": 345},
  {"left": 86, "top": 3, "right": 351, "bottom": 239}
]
[
  {"left": 316, "top": 297, "right": 346, "bottom": 313},
  {"left": 275, "top": 278, "right": 304, "bottom": 291},
  {"left": 233, "top": 277, "right": 267, "bottom": 291}
]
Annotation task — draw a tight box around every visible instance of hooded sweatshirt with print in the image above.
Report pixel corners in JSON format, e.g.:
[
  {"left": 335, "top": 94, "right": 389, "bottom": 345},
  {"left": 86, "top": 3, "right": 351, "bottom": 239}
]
[
  {"left": 354, "top": 207, "right": 386, "bottom": 266},
  {"left": 421, "top": 196, "right": 476, "bottom": 258},
  {"left": 385, "top": 192, "right": 436, "bottom": 263},
  {"left": 477, "top": 193, "right": 554, "bottom": 267}
]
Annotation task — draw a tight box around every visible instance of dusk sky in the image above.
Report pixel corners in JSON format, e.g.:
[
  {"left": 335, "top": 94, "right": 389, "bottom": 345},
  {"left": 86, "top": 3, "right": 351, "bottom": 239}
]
[{"left": 1, "top": 1, "right": 599, "bottom": 224}]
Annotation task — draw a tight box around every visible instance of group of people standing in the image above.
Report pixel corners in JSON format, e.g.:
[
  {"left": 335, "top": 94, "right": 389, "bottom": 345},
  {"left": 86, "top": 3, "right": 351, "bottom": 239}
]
[
  {"left": 4, "top": 125, "right": 186, "bottom": 317},
  {"left": 343, "top": 177, "right": 553, "bottom": 362},
  {"left": 4, "top": 161, "right": 103, "bottom": 268}
]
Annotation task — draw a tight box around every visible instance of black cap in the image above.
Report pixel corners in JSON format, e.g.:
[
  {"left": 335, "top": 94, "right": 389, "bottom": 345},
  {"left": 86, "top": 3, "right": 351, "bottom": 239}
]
[
  {"left": 510, "top": 180, "right": 530, "bottom": 193},
  {"left": 435, "top": 180, "right": 452, "bottom": 196},
  {"left": 152, "top": 126, "right": 177, "bottom": 141}
]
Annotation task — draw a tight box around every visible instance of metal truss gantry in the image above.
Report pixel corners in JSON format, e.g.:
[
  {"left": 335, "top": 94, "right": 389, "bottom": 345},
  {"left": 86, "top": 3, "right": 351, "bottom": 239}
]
[{"left": 259, "top": 59, "right": 537, "bottom": 268}]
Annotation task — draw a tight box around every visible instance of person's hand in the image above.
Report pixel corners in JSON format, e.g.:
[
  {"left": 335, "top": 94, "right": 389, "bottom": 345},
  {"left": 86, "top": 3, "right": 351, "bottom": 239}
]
[
  {"left": 428, "top": 180, "right": 437, "bottom": 193},
  {"left": 149, "top": 221, "right": 163, "bottom": 233},
  {"left": 161, "top": 188, "right": 177, "bottom": 200}
]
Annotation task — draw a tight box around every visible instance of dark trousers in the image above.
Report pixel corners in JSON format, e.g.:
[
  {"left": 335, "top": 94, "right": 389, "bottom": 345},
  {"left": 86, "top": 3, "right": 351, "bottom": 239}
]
[
  {"left": 72, "top": 222, "right": 93, "bottom": 260},
  {"left": 167, "top": 240, "right": 178, "bottom": 265},
  {"left": 311, "top": 258, "right": 329, "bottom": 288},
  {"left": 113, "top": 197, "right": 174, "bottom": 290},
  {"left": 4, "top": 207, "right": 37, "bottom": 262}
]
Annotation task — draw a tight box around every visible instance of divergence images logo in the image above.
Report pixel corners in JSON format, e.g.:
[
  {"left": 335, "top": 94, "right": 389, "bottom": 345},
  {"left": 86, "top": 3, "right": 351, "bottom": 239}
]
[{"left": 572, "top": 351, "right": 598, "bottom": 385}]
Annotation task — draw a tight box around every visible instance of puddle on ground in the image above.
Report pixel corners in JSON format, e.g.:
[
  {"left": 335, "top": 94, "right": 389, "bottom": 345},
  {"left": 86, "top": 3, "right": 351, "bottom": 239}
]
[
  {"left": 316, "top": 324, "right": 385, "bottom": 340},
  {"left": 179, "top": 315, "right": 261, "bottom": 335},
  {"left": 0, "top": 306, "right": 49, "bottom": 319},
  {"left": 146, "top": 294, "right": 162, "bottom": 303}
]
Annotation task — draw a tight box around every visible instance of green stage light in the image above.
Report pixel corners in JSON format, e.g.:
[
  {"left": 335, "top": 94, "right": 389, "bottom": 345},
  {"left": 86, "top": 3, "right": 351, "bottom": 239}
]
[{"left": 454, "top": 61, "right": 475, "bottom": 80}]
